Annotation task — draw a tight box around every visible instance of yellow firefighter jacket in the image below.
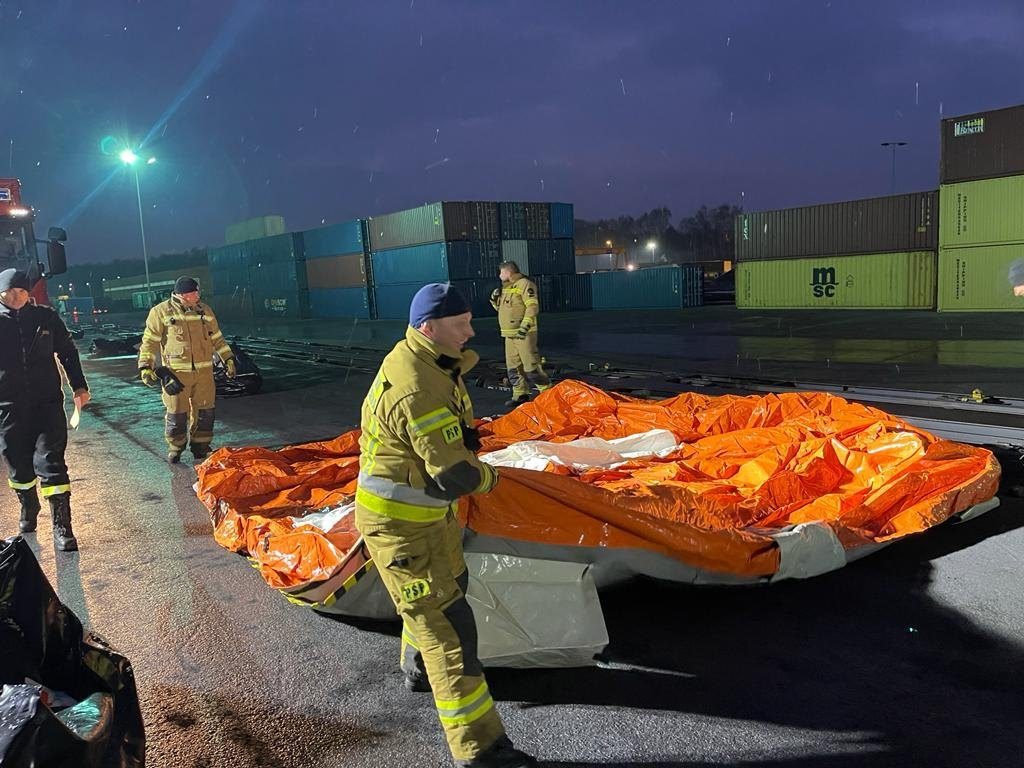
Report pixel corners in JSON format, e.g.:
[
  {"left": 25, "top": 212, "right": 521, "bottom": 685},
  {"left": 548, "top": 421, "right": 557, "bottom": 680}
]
[
  {"left": 138, "top": 296, "right": 234, "bottom": 373},
  {"left": 489, "top": 272, "right": 539, "bottom": 338},
  {"left": 356, "top": 326, "right": 498, "bottom": 522}
]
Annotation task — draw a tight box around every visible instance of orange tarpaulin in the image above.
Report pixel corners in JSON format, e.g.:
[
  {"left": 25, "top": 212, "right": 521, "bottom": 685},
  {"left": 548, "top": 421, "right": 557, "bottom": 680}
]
[{"left": 196, "top": 380, "right": 1000, "bottom": 591}]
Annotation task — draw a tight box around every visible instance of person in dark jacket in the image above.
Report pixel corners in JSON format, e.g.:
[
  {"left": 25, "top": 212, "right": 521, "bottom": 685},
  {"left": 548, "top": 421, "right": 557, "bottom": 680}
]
[{"left": 0, "top": 268, "right": 90, "bottom": 550}]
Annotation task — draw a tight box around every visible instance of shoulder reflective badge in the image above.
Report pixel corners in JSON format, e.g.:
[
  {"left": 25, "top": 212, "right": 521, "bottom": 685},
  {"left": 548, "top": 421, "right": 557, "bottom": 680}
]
[
  {"left": 401, "top": 578, "right": 432, "bottom": 602},
  {"left": 441, "top": 422, "right": 463, "bottom": 444}
]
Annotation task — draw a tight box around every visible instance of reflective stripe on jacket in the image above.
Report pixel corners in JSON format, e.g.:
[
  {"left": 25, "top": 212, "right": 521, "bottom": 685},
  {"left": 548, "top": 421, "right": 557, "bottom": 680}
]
[
  {"left": 357, "top": 326, "right": 497, "bottom": 522},
  {"left": 489, "top": 272, "right": 539, "bottom": 338}
]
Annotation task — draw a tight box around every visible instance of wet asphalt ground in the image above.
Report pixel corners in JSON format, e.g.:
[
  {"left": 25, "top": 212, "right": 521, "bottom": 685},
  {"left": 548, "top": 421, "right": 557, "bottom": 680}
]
[{"left": 6, "top": 307, "right": 1024, "bottom": 767}]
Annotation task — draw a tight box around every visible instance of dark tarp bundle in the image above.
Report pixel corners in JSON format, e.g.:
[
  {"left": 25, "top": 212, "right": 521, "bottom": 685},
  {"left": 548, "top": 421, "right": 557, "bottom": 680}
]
[
  {"left": 214, "top": 342, "right": 262, "bottom": 397},
  {"left": 89, "top": 336, "right": 142, "bottom": 356},
  {"left": 0, "top": 536, "right": 145, "bottom": 768}
]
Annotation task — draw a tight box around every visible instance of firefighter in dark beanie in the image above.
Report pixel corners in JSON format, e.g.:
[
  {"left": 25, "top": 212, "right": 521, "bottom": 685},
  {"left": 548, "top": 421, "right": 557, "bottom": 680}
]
[
  {"left": 0, "top": 268, "right": 90, "bottom": 550},
  {"left": 138, "top": 276, "right": 236, "bottom": 463}
]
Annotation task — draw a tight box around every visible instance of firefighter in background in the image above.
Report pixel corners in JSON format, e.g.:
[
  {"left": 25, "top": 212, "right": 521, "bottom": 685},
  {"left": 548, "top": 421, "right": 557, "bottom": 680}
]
[
  {"left": 489, "top": 261, "right": 550, "bottom": 407},
  {"left": 138, "top": 276, "right": 235, "bottom": 463},
  {"left": 355, "top": 283, "right": 537, "bottom": 768},
  {"left": 0, "top": 268, "right": 90, "bottom": 550}
]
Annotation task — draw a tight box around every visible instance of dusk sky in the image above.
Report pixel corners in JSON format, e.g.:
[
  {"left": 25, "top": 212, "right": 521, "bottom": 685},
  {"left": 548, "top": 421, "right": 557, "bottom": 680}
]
[{"left": 2, "top": 0, "right": 1023, "bottom": 263}]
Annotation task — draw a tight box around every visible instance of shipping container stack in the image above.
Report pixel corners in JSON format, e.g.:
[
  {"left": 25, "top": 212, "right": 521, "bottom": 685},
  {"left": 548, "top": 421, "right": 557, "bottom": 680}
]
[
  {"left": 733, "top": 191, "right": 939, "bottom": 309},
  {"left": 938, "top": 104, "right": 1024, "bottom": 311},
  {"left": 207, "top": 232, "right": 308, "bottom": 320},
  {"left": 365, "top": 201, "right": 580, "bottom": 320},
  {"left": 302, "top": 219, "right": 371, "bottom": 318},
  {"left": 502, "top": 202, "right": 589, "bottom": 313}
]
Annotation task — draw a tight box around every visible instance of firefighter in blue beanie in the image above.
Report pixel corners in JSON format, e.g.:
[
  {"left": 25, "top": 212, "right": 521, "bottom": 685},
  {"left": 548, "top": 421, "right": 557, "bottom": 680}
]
[{"left": 354, "top": 283, "right": 538, "bottom": 767}]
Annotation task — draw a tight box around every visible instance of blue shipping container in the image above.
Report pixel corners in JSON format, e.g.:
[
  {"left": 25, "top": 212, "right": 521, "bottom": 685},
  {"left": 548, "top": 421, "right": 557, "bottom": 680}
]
[
  {"left": 374, "top": 279, "right": 500, "bottom": 321},
  {"left": 536, "top": 274, "right": 592, "bottom": 312},
  {"left": 372, "top": 283, "right": 425, "bottom": 321},
  {"left": 682, "top": 264, "right": 704, "bottom": 307},
  {"left": 248, "top": 232, "right": 305, "bottom": 265},
  {"left": 210, "top": 266, "right": 248, "bottom": 296},
  {"left": 209, "top": 232, "right": 303, "bottom": 270},
  {"left": 451, "top": 279, "right": 499, "bottom": 319},
  {"left": 249, "top": 259, "right": 309, "bottom": 319},
  {"left": 591, "top": 265, "right": 704, "bottom": 310},
  {"left": 499, "top": 202, "right": 528, "bottom": 240},
  {"left": 303, "top": 219, "right": 365, "bottom": 259},
  {"left": 528, "top": 239, "right": 575, "bottom": 275},
  {"left": 550, "top": 203, "right": 575, "bottom": 238},
  {"left": 524, "top": 203, "right": 551, "bottom": 240},
  {"left": 371, "top": 242, "right": 450, "bottom": 285},
  {"left": 208, "top": 244, "right": 246, "bottom": 270},
  {"left": 447, "top": 240, "right": 503, "bottom": 281},
  {"left": 469, "top": 202, "right": 501, "bottom": 240},
  {"left": 309, "top": 287, "right": 371, "bottom": 319}
]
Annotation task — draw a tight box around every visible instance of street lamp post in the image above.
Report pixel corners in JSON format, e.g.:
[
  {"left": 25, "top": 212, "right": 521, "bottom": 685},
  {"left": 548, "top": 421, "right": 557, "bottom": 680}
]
[
  {"left": 119, "top": 150, "right": 157, "bottom": 305},
  {"left": 646, "top": 239, "right": 658, "bottom": 264},
  {"left": 880, "top": 141, "right": 908, "bottom": 194}
]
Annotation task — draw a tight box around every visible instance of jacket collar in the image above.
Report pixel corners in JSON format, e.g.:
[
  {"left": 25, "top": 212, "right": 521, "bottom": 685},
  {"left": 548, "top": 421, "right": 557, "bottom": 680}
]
[
  {"left": 0, "top": 300, "right": 24, "bottom": 318},
  {"left": 170, "top": 295, "right": 203, "bottom": 313},
  {"left": 405, "top": 326, "right": 479, "bottom": 375}
]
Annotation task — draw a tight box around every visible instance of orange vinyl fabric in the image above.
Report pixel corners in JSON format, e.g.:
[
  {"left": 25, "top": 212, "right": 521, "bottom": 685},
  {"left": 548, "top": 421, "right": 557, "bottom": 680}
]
[{"left": 196, "top": 381, "right": 1000, "bottom": 590}]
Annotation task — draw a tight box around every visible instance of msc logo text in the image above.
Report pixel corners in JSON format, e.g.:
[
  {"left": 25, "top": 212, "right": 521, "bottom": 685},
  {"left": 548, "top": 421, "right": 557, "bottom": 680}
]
[{"left": 810, "top": 267, "right": 838, "bottom": 298}]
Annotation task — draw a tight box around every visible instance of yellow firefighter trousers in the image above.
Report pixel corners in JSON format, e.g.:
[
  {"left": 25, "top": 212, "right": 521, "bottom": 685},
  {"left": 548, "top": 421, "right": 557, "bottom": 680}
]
[
  {"left": 354, "top": 505, "right": 506, "bottom": 762},
  {"left": 161, "top": 369, "right": 216, "bottom": 452},
  {"left": 504, "top": 333, "right": 550, "bottom": 398}
]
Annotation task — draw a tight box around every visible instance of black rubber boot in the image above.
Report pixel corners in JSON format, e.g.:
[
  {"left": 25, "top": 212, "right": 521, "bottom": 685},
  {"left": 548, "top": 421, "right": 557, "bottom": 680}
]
[
  {"left": 457, "top": 736, "right": 538, "bottom": 768},
  {"left": 49, "top": 493, "right": 78, "bottom": 552},
  {"left": 504, "top": 394, "right": 531, "bottom": 408},
  {"left": 167, "top": 450, "right": 182, "bottom": 464},
  {"left": 403, "top": 672, "right": 431, "bottom": 693},
  {"left": 16, "top": 488, "right": 41, "bottom": 533},
  {"left": 191, "top": 443, "right": 210, "bottom": 461}
]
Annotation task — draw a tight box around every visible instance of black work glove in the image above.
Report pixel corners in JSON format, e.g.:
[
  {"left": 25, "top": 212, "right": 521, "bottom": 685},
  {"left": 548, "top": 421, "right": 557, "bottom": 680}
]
[
  {"left": 463, "top": 426, "right": 482, "bottom": 452},
  {"left": 423, "top": 475, "right": 455, "bottom": 502},
  {"left": 490, "top": 288, "right": 501, "bottom": 303},
  {"left": 155, "top": 366, "right": 185, "bottom": 395}
]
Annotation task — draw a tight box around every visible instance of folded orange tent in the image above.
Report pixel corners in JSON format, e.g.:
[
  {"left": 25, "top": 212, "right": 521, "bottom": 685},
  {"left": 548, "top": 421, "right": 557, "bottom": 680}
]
[{"left": 195, "top": 380, "right": 1000, "bottom": 617}]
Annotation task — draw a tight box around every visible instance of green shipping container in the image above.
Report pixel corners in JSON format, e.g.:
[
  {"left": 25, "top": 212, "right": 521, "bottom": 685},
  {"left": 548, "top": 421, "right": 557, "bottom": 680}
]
[
  {"left": 938, "top": 244, "right": 1024, "bottom": 311},
  {"left": 225, "top": 215, "right": 286, "bottom": 245},
  {"left": 366, "top": 202, "right": 472, "bottom": 251},
  {"left": 736, "top": 251, "right": 936, "bottom": 309},
  {"left": 939, "top": 175, "right": 1024, "bottom": 248}
]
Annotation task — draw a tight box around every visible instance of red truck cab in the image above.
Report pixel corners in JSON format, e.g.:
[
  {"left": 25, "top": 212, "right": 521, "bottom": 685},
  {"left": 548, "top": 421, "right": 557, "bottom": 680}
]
[{"left": 0, "top": 177, "right": 68, "bottom": 306}]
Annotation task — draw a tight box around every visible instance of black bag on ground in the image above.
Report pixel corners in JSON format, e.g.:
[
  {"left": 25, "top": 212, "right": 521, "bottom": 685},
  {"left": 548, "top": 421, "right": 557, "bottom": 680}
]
[
  {"left": 214, "top": 342, "right": 263, "bottom": 397},
  {"left": 0, "top": 536, "right": 145, "bottom": 767}
]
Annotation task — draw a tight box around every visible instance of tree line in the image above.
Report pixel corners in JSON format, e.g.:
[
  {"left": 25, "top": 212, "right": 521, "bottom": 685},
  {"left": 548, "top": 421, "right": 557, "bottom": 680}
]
[{"left": 574, "top": 203, "right": 741, "bottom": 265}]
